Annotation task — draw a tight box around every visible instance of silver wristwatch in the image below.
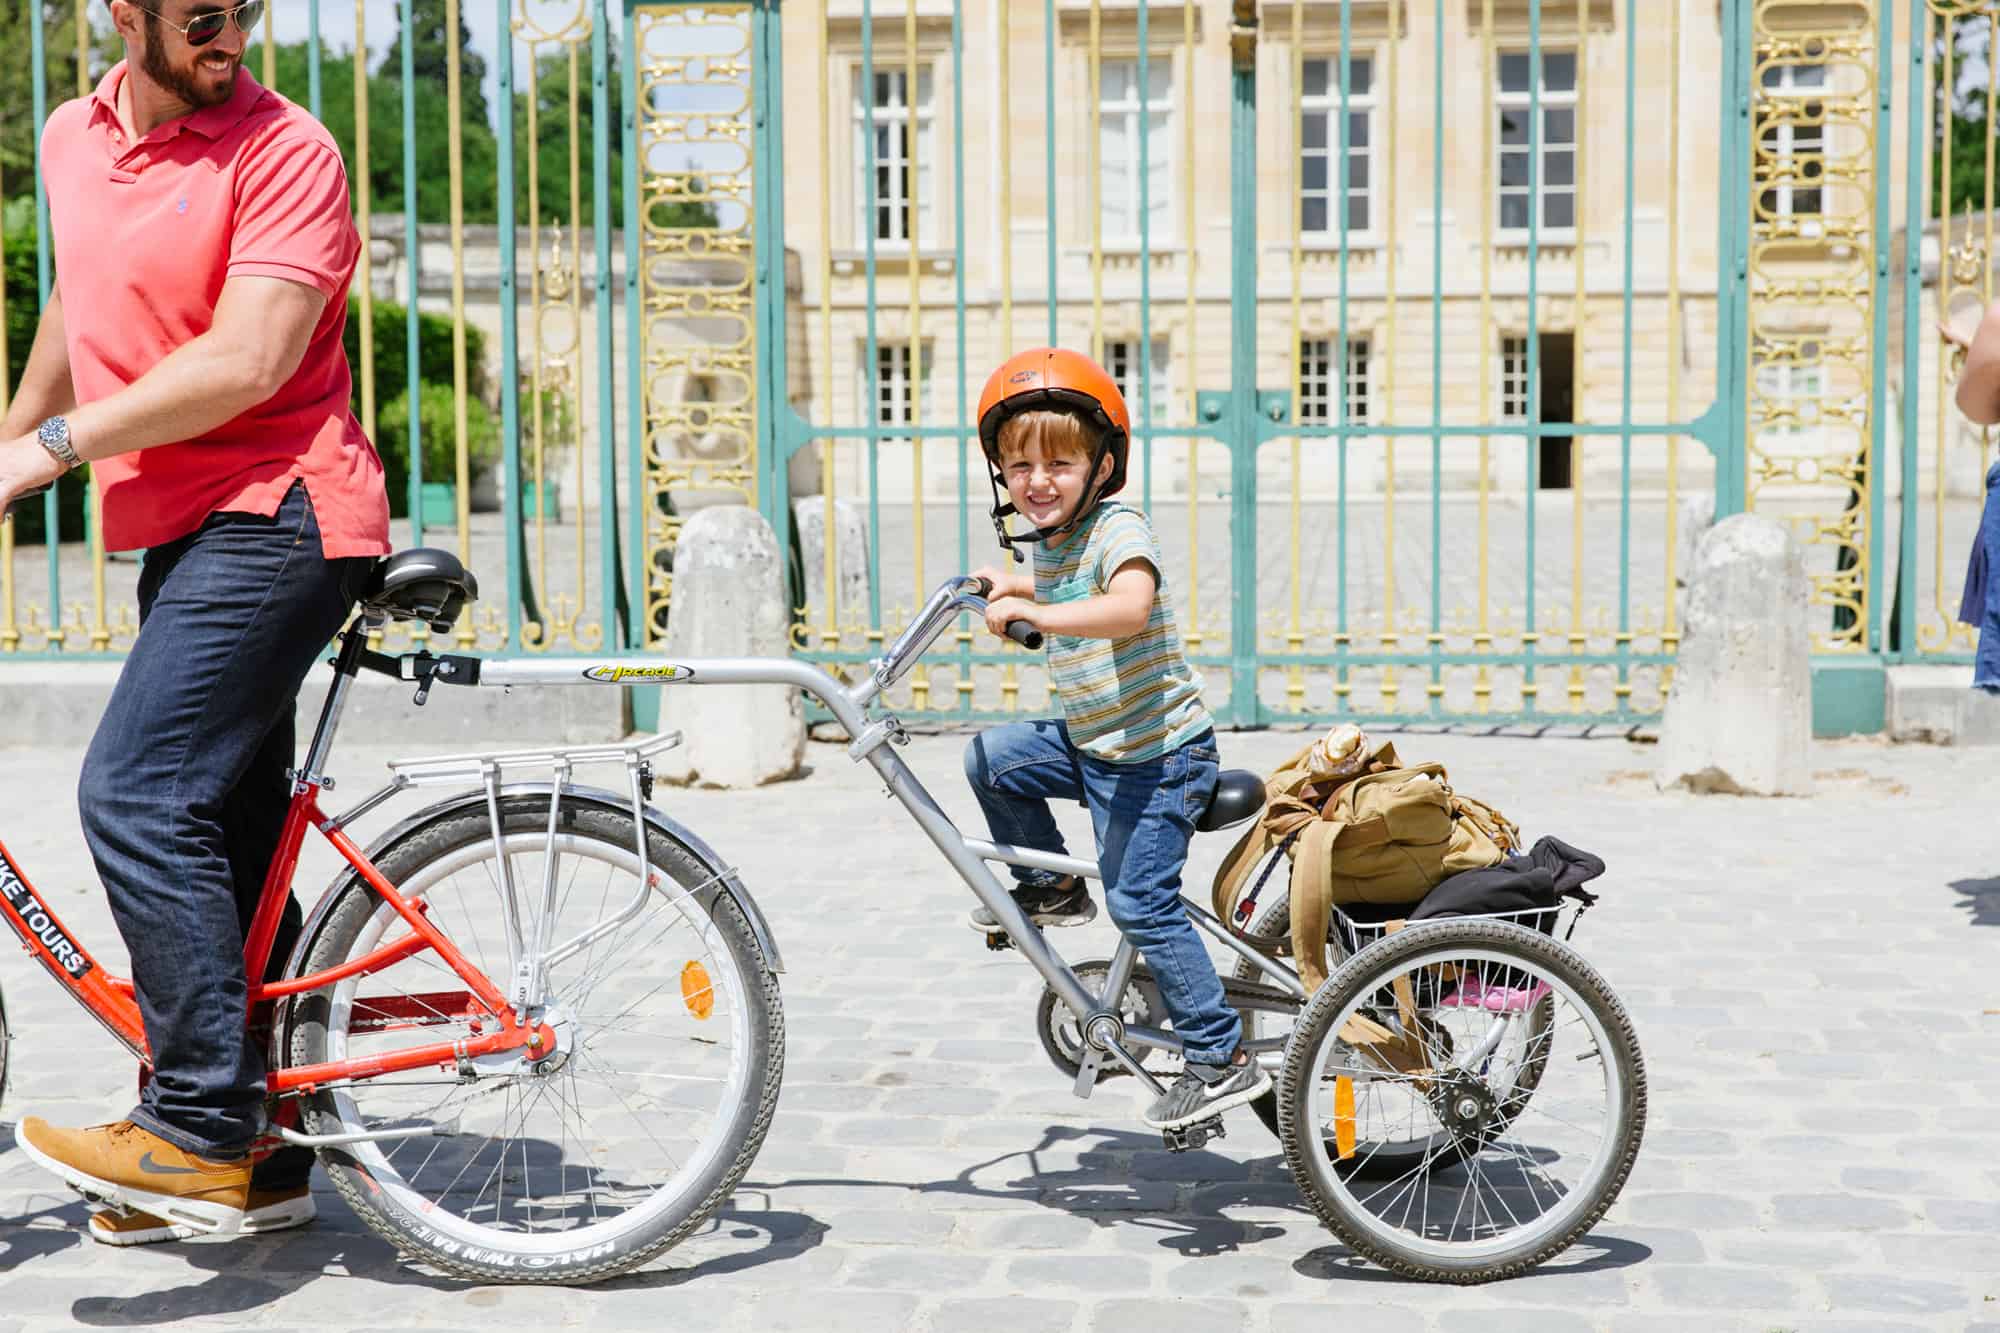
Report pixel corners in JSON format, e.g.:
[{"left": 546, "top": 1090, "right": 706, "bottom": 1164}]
[{"left": 36, "top": 416, "right": 79, "bottom": 472}]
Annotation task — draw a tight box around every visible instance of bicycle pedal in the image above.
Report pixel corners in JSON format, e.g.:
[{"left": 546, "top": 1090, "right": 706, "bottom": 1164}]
[
  {"left": 984, "top": 930, "right": 1014, "bottom": 952},
  {"left": 1161, "top": 1116, "right": 1226, "bottom": 1153}
]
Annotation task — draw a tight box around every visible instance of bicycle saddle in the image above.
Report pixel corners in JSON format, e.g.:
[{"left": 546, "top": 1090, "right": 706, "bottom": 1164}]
[
  {"left": 356, "top": 548, "right": 479, "bottom": 634},
  {"left": 1196, "top": 768, "right": 1265, "bottom": 833}
]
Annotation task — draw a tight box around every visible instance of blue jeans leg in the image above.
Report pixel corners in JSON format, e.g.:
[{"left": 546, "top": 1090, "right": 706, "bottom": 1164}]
[
  {"left": 1084, "top": 737, "right": 1238, "bottom": 1064},
  {"left": 78, "top": 484, "right": 371, "bottom": 1159},
  {"left": 963, "top": 719, "right": 1086, "bottom": 889}
]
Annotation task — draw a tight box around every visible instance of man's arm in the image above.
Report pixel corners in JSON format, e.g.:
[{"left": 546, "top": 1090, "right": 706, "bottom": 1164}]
[
  {"left": 0, "top": 282, "right": 78, "bottom": 439},
  {"left": 67, "top": 275, "right": 327, "bottom": 459},
  {"left": 1952, "top": 299, "right": 2000, "bottom": 427},
  {"left": 0, "top": 275, "right": 325, "bottom": 511}
]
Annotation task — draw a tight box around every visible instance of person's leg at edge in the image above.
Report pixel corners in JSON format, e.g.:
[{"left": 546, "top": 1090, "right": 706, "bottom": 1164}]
[
  {"left": 19, "top": 484, "right": 366, "bottom": 1232},
  {"left": 962, "top": 718, "right": 1096, "bottom": 929}
]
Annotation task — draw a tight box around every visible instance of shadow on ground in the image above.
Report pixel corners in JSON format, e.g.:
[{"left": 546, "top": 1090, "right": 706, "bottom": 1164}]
[
  {"left": 1950, "top": 876, "right": 2000, "bottom": 926},
  {"left": 752, "top": 1121, "right": 1651, "bottom": 1283}
]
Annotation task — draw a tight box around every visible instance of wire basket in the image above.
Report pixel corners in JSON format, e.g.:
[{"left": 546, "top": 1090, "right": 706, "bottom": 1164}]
[{"left": 1329, "top": 898, "right": 1590, "bottom": 968}]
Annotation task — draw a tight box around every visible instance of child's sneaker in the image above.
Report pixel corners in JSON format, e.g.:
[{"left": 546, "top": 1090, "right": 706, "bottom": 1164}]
[
  {"left": 1142, "top": 1049, "right": 1272, "bottom": 1130},
  {"left": 966, "top": 877, "right": 1097, "bottom": 931}
]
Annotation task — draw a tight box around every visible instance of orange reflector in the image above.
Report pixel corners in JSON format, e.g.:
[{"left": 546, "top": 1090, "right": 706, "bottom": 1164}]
[
  {"left": 681, "top": 961, "right": 714, "bottom": 1020},
  {"left": 1333, "top": 1076, "right": 1357, "bottom": 1160}
]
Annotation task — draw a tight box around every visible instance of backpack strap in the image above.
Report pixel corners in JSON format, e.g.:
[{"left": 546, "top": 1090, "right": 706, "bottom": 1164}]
[{"left": 1289, "top": 818, "right": 1347, "bottom": 992}]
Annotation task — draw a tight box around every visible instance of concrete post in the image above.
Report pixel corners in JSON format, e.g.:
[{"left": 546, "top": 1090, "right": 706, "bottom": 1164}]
[
  {"left": 654, "top": 505, "right": 805, "bottom": 788},
  {"left": 792, "top": 496, "right": 873, "bottom": 630},
  {"left": 1656, "top": 513, "right": 1813, "bottom": 796}
]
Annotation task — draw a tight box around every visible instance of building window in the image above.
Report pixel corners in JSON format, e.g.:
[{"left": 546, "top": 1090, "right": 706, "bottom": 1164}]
[
  {"left": 854, "top": 68, "right": 934, "bottom": 244},
  {"left": 1754, "top": 356, "right": 1825, "bottom": 439},
  {"left": 1098, "top": 59, "right": 1173, "bottom": 242},
  {"left": 1496, "top": 49, "right": 1577, "bottom": 232},
  {"left": 1759, "top": 63, "right": 1825, "bottom": 220},
  {"left": 1104, "top": 338, "right": 1173, "bottom": 427},
  {"left": 1500, "top": 336, "right": 1533, "bottom": 420},
  {"left": 1300, "top": 56, "right": 1375, "bottom": 236},
  {"left": 869, "top": 341, "right": 934, "bottom": 425},
  {"left": 1298, "top": 338, "right": 1371, "bottom": 424}
]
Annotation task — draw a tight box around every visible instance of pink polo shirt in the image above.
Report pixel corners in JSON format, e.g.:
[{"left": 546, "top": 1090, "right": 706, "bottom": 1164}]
[{"left": 39, "top": 64, "right": 389, "bottom": 558}]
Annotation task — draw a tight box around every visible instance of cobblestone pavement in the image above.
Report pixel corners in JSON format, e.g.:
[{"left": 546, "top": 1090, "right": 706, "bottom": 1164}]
[{"left": 0, "top": 724, "right": 1996, "bottom": 1331}]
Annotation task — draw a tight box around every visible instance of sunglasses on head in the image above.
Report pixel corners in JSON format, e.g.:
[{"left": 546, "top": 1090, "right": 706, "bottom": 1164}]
[{"left": 132, "top": 0, "right": 265, "bottom": 47}]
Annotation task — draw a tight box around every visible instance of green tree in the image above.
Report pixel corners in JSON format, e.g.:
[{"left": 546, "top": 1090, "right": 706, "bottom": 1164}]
[
  {"left": 0, "top": 3, "right": 120, "bottom": 184},
  {"left": 1931, "top": 17, "right": 1997, "bottom": 220}
]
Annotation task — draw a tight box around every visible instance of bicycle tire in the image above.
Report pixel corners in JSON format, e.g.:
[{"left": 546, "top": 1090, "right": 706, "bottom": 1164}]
[
  {"left": 1277, "top": 919, "right": 1644, "bottom": 1283},
  {"left": 283, "top": 796, "right": 784, "bottom": 1283},
  {"left": 0, "top": 983, "right": 10, "bottom": 1112}
]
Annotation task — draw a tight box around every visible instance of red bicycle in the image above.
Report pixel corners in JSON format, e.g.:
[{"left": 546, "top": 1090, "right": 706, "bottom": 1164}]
[{"left": 0, "top": 549, "right": 786, "bottom": 1282}]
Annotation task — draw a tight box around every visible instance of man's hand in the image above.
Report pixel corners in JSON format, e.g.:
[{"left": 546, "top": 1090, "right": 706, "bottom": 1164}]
[
  {"left": 984, "top": 595, "right": 1043, "bottom": 640},
  {"left": 972, "top": 564, "right": 1033, "bottom": 601},
  {"left": 0, "top": 431, "right": 66, "bottom": 519},
  {"left": 1943, "top": 300, "right": 2000, "bottom": 426}
]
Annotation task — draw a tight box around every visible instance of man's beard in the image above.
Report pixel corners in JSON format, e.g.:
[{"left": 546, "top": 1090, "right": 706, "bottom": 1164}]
[{"left": 139, "top": 25, "right": 237, "bottom": 109}]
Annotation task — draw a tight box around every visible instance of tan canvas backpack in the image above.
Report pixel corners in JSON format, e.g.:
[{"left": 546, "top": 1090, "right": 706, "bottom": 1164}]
[{"left": 1211, "top": 737, "right": 1519, "bottom": 991}]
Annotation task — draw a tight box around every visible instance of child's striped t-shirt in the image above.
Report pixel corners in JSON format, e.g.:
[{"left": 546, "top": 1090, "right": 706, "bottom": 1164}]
[{"left": 1032, "top": 501, "right": 1212, "bottom": 762}]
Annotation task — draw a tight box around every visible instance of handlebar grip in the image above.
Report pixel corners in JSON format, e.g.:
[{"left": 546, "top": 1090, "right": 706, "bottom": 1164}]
[{"left": 972, "top": 577, "right": 1042, "bottom": 649}]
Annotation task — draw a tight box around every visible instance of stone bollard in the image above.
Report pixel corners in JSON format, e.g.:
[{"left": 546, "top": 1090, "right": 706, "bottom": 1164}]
[
  {"left": 792, "top": 495, "right": 873, "bottom": 632},
  {"left": 1674, "top": 492, "right": 1715, "bottom": 591},
  {"left": 1656, "top": 513, "right": 1812, "bottom": 796},
  {"left": 654, "top": 505, "right": 805, "bottom": 788}
]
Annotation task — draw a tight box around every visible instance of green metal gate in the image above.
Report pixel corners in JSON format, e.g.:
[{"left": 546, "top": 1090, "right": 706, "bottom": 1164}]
[
  {"left": 3, "top": 0, "right": 1988, "bottom": 738},
  {"left": 757, "top": 0, "right": 1770, "bottom": 729}
]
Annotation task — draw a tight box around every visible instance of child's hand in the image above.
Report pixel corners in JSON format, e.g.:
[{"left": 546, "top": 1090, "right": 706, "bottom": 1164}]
[
  {"left": 984, "top": 595, "right": 1042, "bottom": 640},
  {"left": 972, "top": 565, "right": 1033, "bottom": 601}
]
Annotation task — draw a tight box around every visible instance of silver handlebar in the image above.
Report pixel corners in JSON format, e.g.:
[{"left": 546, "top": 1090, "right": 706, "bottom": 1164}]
[{"left": 865, "top": 575, "right": 1043, "bottom": 701}]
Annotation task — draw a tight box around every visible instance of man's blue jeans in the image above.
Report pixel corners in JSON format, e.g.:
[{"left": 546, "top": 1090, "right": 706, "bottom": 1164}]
[
  {"left": 79, "top": 483, "right": 372, "bottom": 1162},
  {"left": 963, "top": 719, "right": 1240, "bottom": 1064},
  {"left": 1961, "top": 460, "right": 2000, "bottom": 692}
]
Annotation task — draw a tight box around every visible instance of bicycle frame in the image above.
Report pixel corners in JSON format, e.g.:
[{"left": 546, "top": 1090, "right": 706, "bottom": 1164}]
[
  {"left": 0, "top": 575, "right": 1297, "bottom": 1109},
  {"left": 454, "top": 575, "right": 1309, "bottom": 1098},
  {"left": 0, "top": 628, "right": 564, "bottom": 1100}
]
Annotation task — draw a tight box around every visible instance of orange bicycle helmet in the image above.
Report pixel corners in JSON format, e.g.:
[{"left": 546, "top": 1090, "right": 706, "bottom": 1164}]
[{"left": 975, "top": 347, "right": 1131, "bottom": 557}]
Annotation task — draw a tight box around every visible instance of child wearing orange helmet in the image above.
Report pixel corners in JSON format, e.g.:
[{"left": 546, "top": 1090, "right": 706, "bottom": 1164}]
[{"left": 963, "top": 347, "right": 1271, "bottom": 1131}]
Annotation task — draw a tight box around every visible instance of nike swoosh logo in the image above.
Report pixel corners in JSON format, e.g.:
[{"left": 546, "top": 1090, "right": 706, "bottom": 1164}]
[{"left": 138, "top": 1151, "right": 201, "bottom": 1175}]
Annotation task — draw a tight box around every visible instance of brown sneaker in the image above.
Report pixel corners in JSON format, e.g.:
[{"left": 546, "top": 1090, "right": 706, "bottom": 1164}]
[
  {"left": 88, "top": 1183, "right": 316, "bottom": 1247},
  {"left": 14, "top": 1117, "right": 251, "bottom": 1236}
]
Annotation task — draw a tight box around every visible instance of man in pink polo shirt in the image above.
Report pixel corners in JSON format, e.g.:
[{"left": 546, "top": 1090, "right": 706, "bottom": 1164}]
[{"left": 0, "top": 0, "right": 388, "bottom": 1243}]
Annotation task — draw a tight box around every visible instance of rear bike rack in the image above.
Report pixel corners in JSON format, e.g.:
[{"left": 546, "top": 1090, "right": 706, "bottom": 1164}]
[{"left": 377, "top": 730, "right": 691, "bottom": 1013}]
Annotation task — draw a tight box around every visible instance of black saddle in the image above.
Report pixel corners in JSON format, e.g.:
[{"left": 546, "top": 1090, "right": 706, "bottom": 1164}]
[
  {"left": 1197, "top": 768, "right": 1265, "bottom": 833},
  {"left": 356, "top": 548, "right": 478, "bottom": 634}
]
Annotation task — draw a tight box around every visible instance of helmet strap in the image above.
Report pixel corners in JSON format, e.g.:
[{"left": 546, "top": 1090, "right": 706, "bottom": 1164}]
[{"left": 985, "top": 431, "right": 1118, "bottom": 560}]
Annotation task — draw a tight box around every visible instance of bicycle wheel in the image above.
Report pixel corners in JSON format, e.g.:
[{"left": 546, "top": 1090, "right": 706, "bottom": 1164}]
[
  {"left": 1277, "top": 919, "right": 1643, "bottom": 1282},
  {"left": 1238, "top": 901, "right": 1552, "bottom": 1170},
  {"left": 284, "top": 795, "right": 784, "bottom": 1283},
  {"left": 0, "top": 983, "right": 10, "bottom": 1111}
]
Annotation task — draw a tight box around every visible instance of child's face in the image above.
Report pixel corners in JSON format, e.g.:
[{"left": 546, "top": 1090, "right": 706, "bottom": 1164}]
[{"left": 998, "top": 436, "right": 1106, "bottom": 532}]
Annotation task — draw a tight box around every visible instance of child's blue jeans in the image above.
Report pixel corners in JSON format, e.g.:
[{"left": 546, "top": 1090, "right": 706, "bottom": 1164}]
[{"left": 963, "top": 718, "right": 1240, "bottom": 1064}]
